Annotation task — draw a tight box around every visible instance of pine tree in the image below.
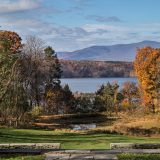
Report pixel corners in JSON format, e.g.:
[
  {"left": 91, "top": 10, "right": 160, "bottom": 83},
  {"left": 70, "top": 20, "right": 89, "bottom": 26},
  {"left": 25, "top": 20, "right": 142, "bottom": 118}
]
[{"left": 44, "top": 46, "right": 62, "bottom": 85}]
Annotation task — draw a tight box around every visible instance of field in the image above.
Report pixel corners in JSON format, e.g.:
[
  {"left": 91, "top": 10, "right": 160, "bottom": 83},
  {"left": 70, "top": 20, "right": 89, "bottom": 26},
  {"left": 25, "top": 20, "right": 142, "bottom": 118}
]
[
  {"left": 0, "top": 128, "right": 160, "bottom": 149},
  {"left": 1, "top": 114, "right": 160, "bottom": 160},
  {"left": 0, "top": 113, "right": 160, "bottom": 149}
]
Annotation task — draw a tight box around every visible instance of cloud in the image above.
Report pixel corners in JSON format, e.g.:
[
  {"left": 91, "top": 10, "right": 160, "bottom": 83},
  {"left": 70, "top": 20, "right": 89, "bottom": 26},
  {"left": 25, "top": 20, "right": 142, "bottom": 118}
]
[
  {"left": 0, "top": 0, "right": 41, "bottom": 14},
  {"left": 42, "top": 23, "right": 160, "bottom": 51},
  {"left": 65, "top": 0, "right": 91, "bottom": 13},
  {"left": 86, "top": 15, "right": 122, "bottom": 23},
  {"left": 2, "top": 18, "right": 160, "bottom": 51},
  {"left": 0, "top": 0, "right": 160, "bottom": 52}
]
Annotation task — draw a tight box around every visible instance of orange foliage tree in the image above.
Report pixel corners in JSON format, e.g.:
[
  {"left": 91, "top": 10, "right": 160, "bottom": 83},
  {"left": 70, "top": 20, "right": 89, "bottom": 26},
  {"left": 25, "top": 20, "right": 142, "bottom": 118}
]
[
  {"left": 134, "top": 47, "right": 160, "bottom": 113},
  {"left": 0, "top": 30, "right": 22, "bottom": 54}
]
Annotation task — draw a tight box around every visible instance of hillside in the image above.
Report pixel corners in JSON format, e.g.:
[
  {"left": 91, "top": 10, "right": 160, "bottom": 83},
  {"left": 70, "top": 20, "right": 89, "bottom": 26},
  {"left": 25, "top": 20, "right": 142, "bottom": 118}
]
[
  {"left": 60, "top": 60, "right": 134, "bottom": 78},
  {"left": 58, "top": 40, "right": 160, "bottom": 61}
]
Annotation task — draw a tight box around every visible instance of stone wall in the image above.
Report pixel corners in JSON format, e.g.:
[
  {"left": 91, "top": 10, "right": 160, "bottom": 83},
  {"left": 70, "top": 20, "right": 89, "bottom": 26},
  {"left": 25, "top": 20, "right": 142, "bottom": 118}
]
[
  {"left": 0, "top": 143, "right": 60, "bottom": 153},
  {"left": 110, "top": 143, "right": 160, "bottom": 149}
]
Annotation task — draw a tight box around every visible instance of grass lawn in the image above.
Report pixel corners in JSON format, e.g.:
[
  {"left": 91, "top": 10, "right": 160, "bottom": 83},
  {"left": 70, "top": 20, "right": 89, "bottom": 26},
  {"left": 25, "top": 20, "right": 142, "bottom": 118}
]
[
  {"left": 0, "top": 154, "right": 45, "bottom": 160},
  {"left": 118, "top": 154, "right": 160, "bottom": 160},
  {"left": 0, "top": 128, "right": 160, "bottom": 149}
]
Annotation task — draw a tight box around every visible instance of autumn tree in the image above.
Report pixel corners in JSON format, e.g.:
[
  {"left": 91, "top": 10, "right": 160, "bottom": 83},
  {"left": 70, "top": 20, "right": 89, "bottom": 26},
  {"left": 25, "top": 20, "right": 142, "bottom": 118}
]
[
  {"left": 45, "top": 85, "right": 63, "bottom": 114},
  {"left": 21, "top": 39, "right": 63, "bottom": 115},
  {"left": 121, "top": 82, "right": 140, "bottom": 104},
  {"left": 0, "top": 31, "right": 22, "bottom": 103},
  {"left": 134, "top": 47, "right": 160, "bottom": 113},
  {"left": 0, "top": 31, "right": 30, "bottom": 126},
  {"left": 120, "top": 81, "right": 140, "bottom": 111},
  {"left": 0, "top": 30, "right": 21, "bottom": 53},
  {"left": 0, "top": 31, "right": 64, "bottom": 125}
]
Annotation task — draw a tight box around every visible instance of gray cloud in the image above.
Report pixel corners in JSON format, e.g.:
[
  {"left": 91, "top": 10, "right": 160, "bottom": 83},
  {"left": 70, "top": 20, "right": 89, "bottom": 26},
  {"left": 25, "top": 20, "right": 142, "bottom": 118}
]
[
  {"left": 152, "top": 31, "right": 160, "bottom": 34},
  {"left": 86, "top": 15, "right": 122, "bottom": 23},
  {"left": 0, "top": 0, "right": 41, "bottom": 14}
]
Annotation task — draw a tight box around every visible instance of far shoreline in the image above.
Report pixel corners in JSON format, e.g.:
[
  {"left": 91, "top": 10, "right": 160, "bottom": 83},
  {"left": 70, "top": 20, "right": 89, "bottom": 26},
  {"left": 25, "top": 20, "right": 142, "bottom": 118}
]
[{"left": 61, "top": 77, "right": 137, "bottom": 93}]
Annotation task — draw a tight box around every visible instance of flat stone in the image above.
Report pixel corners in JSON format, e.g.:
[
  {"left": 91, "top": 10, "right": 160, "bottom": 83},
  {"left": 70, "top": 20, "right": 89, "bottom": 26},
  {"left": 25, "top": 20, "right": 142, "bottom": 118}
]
[
  {"left": 121, "top": 149, "right": 160, "bottom": 154},
  {"left": 0, "top": 144, "right": 10, "bottom": 149},
  {"left": 65, "top": 150, "right": 91, "bottom": 153},
  {"left": 44, "top": 149, "right": 160, "bottom": 160},
  {"left": 9, "top": 143, "right": 36, "bottom": 149},
  {"left": 135, "top": 143, "right": 160, "bottom": 149},
  {"left": 94, "top": 154, "right": 118, "bottom": 160},
  {"left": 110, "top": 143, "right": 135, "bottom": 149},
  {"left": 92, "top": 149, "right": 160, "bottom": 154},
  {"left": 45, "top": 150, "right": 65, "bottom": 154},
  {"left": 35, "top": 143, "right": 60, "bottom": 149},
  {"left": 8, "top": 143, "right": 60, "bottom": 150},
  {"left": 45, "top": 153, "right": 70, "bottom": 160},
  {"left": 45, "top": 153, "right": 118, "bottom": 160},
  {"left": 142, "top": 149, "right": 160, "bottom": 153},
  {"left": 91, "top": 149, "right": 122, "bottom": 154},
  {"left": 110, "top": 143, "right": 160, "bottom": 149},
  {"left": 0, "top": 149, "right": 41, "bottom": 153},
  {"left": 70, "top": 154, "right": 94, "bottom": 160}
]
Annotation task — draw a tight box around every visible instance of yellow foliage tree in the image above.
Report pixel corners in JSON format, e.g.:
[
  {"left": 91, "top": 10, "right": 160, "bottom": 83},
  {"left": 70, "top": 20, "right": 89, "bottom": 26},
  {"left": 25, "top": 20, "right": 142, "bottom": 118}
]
[{"left": 134, "top": 47, "right": 160, "bottom": 113}]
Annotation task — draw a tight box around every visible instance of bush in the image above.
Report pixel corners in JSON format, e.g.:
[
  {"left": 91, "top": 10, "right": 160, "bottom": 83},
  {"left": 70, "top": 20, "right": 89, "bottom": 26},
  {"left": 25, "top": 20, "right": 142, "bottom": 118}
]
[
  {"left": 30, "top": 106, "right": 43, "bottom": 117},
  {"left": 118, "top": 154, "right": 160, "bottom": 160}
]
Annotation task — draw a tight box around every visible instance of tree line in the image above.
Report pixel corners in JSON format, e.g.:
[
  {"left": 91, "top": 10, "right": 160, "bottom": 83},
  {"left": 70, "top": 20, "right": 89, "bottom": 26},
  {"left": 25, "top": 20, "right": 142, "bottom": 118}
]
[
  {"left": 0, "top": 30, "right": 159, "bottom": 127},
  {"left": 60, "top": 60, "right": 134, "bottom": 78},
  {"left": 0, "top": 31, "right": 72, "bottom": 126}
]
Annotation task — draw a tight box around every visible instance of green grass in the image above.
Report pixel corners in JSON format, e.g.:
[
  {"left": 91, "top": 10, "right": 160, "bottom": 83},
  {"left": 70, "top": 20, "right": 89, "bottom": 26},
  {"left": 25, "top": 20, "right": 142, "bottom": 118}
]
[
  {"left": 0, "top": 154, "right": 45, "bottom": 160},
  {"left": 0, "top": 128, "right": 160, "bottom": 149},
  {"left": 118, "top": 154, "right": 160, "bottom": 160}
]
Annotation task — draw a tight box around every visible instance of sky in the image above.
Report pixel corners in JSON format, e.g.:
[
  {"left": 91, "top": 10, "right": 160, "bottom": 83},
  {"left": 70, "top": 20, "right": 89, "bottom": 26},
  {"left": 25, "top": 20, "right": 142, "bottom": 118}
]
[{"left": 1, "top": 0, "right": 160, "bottom": 51}]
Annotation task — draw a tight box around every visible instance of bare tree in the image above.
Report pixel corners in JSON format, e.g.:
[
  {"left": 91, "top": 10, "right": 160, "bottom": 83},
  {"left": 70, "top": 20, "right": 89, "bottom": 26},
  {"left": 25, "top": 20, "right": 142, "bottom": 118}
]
[{"left": 22, "top": 36, "right": 46, "bottom": 106}]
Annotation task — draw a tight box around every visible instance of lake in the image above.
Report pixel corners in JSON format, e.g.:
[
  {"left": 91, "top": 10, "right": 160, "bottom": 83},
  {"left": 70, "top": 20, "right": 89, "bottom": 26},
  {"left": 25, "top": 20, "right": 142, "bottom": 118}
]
[{"left": 61, "top": 77, "right": 137, "bottom": 93}]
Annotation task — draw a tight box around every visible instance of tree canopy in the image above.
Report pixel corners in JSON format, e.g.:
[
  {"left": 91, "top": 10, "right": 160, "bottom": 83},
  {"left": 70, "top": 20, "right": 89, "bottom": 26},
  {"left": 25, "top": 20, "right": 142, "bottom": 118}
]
[{"left": 134, "top": 47, "right": 160, "bottom": 112}]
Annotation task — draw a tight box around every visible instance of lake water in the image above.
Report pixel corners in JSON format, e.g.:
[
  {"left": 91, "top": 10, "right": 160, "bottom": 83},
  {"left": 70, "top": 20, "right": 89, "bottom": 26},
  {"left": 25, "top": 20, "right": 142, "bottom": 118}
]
[
  {"left": 71, "top": 124, "right": 97, "bottom": 130},
  {"left": 61, "top": 77, "right": 137, "bottom": 93}
]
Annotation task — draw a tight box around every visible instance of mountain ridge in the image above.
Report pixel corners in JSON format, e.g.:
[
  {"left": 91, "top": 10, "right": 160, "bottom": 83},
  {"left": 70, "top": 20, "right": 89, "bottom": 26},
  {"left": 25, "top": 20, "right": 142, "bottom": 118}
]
[{"left": 57, "top": 40, "right": 160, "bottom": 61}]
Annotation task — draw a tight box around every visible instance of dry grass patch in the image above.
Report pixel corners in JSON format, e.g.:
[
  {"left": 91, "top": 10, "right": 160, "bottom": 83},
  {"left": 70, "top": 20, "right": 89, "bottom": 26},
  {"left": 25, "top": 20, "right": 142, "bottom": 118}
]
[
  {"left": 113, "top": 113, "right": 160, "bottom": 135},
  {"left": 91, "top": 112, "right": 160, "bottom": 136}
]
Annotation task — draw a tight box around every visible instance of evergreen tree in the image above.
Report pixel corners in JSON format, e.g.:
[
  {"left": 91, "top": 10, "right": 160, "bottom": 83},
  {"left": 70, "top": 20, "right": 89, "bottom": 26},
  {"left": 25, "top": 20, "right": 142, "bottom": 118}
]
[
  {"left": 44, "top": 46, "right": 63, "bottom": 114},
  {"left": 62, "top": 84, "right": 75, "bottom": 113},
  {"left": 44, "top": 46, "right": 62, "bottom": 85},
  {"left": 95, "top": 82, "right": 119, "bottom": 114}
]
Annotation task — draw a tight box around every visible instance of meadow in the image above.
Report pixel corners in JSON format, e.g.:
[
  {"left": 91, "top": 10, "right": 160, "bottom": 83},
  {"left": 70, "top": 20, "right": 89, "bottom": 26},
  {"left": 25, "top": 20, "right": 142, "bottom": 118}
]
[{"left": 0, "top": 128, "right": 160, "bottom": 149}]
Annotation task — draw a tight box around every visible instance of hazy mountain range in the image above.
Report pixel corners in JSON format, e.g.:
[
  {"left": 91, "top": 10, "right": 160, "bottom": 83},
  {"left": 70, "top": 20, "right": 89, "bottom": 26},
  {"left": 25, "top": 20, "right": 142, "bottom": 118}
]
[{"left": 57, "top": 40, "right": 160, "bottom": 61}]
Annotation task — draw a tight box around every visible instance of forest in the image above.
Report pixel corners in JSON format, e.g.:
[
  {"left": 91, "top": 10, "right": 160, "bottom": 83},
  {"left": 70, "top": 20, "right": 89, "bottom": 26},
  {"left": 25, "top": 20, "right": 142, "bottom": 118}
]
[{"left": 60, "top": 60, "right": 134, "bottom": 78}]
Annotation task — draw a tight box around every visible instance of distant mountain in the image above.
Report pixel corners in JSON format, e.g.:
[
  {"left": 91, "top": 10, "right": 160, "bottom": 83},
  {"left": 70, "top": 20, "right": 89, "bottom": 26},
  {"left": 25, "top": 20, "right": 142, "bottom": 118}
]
[{"left": 58, "top": 40, "right": 160, "bottom": 61}]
